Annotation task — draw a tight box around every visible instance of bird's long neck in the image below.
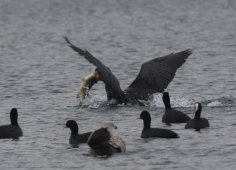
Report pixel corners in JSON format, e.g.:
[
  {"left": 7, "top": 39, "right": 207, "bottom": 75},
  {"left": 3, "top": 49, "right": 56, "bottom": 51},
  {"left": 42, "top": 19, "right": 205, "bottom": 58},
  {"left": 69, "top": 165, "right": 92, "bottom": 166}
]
[
  {"left": 105, "top": 83, "right": 129, "bottom": 104},
  {"left": 194, "top": 109, "right": 201, "bottom": 120},
  {"left": 163, "top": 95, "right": 171, "bottom": 110},
  {"left": 164, "top": 102, "right": 171, "bottom": 110},
  {"left": 143, "top": 119, "right": 151, "bottom": 130},
  {"left": 10, "top": 115, "right": 18, "bottom": 126},
  {"left": 70, "top": 126, "right": 78, "bottom": 135}
]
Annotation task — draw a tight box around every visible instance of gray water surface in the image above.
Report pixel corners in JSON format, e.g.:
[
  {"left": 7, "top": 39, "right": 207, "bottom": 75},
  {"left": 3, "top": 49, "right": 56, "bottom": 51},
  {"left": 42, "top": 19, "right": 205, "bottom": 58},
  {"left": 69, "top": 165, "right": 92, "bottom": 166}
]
[{"left": 0, "top": 0, "right": 236, "bottom": 169}]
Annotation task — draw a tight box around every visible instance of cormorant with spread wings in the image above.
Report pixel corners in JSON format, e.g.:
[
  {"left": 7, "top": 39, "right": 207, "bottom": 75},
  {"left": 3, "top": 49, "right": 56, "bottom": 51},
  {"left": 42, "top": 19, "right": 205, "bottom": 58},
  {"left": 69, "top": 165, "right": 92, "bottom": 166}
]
[{"left": 65, "top": 37, "right": 192, "bottom": 105}]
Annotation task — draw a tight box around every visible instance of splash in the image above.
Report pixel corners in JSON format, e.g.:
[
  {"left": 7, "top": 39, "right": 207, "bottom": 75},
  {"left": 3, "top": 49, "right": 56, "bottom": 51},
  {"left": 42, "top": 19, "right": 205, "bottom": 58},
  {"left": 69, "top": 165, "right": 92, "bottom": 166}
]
[
  {"left": 77, "top": 94, "right": 107, "bottom": 109},
  {"left": 204, "top": 97, "right": 236, "bottom": 107},
  {"left": 76, "top": 93, "right": 195, "bottom": 109},
  {"left": 76, "top": 93, "right": 236, "bottom": 109},
  {"left": 150, "top": 93, "right": 194, "bottom": 108}
]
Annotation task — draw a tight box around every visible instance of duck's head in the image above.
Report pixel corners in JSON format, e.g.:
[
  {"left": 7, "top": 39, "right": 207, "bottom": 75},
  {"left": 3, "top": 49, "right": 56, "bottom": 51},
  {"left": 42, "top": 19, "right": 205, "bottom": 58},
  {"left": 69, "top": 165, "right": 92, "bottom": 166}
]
[
  {"left": 194, "top": 103, "right": 202, "bottom": 119},
  {"left": 140, "top": 110, "right": 151, "bottom": 122},
  {"left": 162, "top": 92, "right": 171, "bottom": 109},
  {"left": 195, "top": 103, "right": 202, "bottom": 112},
  {"left": 102, "top": 122, "right": 117, "bottom": 135},
  {"left": 10, "top": 108, "right": 18, "bottom": 125},
  {"left": 65, "top": 120, "right": 79, "bottom": 133}
]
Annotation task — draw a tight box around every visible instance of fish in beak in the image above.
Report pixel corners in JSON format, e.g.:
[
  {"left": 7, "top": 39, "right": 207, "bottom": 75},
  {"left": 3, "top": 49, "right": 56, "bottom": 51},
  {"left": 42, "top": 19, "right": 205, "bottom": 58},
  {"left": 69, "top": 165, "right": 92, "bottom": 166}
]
[{"left": 76, "top": 71, "right": 100, "bottom": 99}]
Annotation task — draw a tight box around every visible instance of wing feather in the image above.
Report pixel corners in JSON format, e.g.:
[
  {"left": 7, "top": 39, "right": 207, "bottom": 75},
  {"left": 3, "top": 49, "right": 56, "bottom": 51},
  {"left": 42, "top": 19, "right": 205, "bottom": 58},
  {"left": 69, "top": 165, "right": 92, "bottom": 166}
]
[
  {"left": 65, "top": 37, "right": 124, "bottom": 101},
  {"left": 125, "top": 49, "right": 192, "bottom": 100}
]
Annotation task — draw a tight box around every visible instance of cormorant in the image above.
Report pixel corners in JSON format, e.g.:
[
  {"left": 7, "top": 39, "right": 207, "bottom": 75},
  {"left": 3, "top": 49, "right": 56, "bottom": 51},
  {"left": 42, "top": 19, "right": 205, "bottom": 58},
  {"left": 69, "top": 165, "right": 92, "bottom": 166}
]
[{"left": 65, "top": 37, "right": 192, "bottom": 105}]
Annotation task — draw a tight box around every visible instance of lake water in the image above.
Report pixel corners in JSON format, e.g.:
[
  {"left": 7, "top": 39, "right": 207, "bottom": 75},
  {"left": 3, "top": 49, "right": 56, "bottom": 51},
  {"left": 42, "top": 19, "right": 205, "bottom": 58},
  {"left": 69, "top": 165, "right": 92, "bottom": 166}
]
[{"left": 0, "top": 0, "right": 236, "bottom": 169}]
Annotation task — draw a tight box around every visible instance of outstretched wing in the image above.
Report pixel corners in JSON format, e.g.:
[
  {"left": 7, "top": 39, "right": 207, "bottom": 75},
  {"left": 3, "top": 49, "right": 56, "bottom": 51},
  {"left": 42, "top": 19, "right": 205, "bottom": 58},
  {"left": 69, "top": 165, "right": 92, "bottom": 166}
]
[
  {"left": 65, "top": 37, "right": 124, "bottom": 101},
  {"left": 125, "top": 49, "right": 192, "bottom": 100}
]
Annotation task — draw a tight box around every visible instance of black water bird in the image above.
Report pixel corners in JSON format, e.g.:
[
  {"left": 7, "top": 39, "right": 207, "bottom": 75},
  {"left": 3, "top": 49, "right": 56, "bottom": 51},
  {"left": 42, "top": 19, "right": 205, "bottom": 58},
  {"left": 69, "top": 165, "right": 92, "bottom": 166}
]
[
  {"left": 140, "top": 111, "right": 179, "bottom": 138},
  {"left": 65, "top": 120, "right": 92, "bottom": 146},
  {"left": 0, "top": 108, "right": 23, "bottom": 139},
  {"left": 65, "top": 36, "right": 192, "bottom": 105},
  {"left": 162, "top": 92, "right": 190, "bottom": 124},
  {"left": 87, "top": 122, "right": 126, "bottom": 156},
  {"left": 185, "top": 103, "right": 210, "bottom": 130}
]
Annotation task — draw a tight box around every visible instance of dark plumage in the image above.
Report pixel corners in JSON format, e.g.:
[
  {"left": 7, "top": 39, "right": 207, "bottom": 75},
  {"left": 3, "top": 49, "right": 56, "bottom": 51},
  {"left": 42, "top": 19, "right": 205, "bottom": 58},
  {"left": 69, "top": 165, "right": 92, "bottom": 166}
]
[
  {"left": 185, "top": 103, "right": 210, "bottom": 130},
  {"left": 65, "top": 120, "right": 91, "bottom": 146},
  {"left": 87, "top": 127, "right": 113, "bottom": 156},
  {"left": 162, "top": 92, "right": 190, "bottom": 124},
  {"left": 0, "top": 108, "right": 23, "bottom": 139},
  {"left": 65, "top": 36, "right": 192, "bottom": 105},
  {"left": 140, "top": 111, "right": 179, "bottom": 138},
  {"left": 87, "top": 122, "right": 126, "bottom": 156}
]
